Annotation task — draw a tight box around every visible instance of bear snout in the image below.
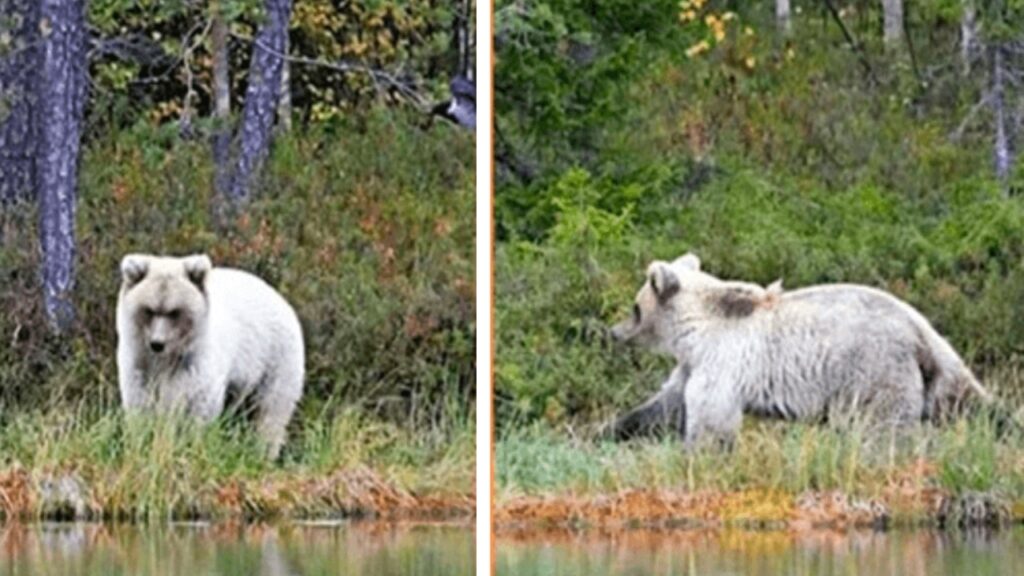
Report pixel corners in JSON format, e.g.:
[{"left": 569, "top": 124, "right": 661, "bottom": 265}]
[
  {"left": 609, "top": 321, "right": 633, "bottom": 343},
  {"left": 149, "top": 341, "right": 166, "bottom": 353}
]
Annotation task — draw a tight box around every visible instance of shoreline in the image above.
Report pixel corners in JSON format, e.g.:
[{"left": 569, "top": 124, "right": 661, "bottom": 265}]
[
  {"left": 495, "top": 487, "right": 1024, "bottom": 533},
  {"left": 0, "top": 466, "right": 474, "bottom": 523}
]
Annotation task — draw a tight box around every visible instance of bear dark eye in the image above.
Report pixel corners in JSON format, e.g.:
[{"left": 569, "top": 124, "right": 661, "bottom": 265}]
[
  {"left": 167, "top": 309, "right": 181, "bottom": 321},
  {"left": 142, "top": 307, "right": 154, "bottom": 320},
  {"left": 633, "top": 303, "right": 641, "bottom": 323}
]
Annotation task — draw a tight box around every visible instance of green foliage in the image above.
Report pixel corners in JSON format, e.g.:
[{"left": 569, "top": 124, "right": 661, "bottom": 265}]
[
  {"left": 496, "top": 0, "right": 689, "bottom": 172},
  {"left": 0, "top": 112, "right": 474, "bottom": 433},
  {"left": 496, "top": 2, "right": 1024, "bottom": 430}
]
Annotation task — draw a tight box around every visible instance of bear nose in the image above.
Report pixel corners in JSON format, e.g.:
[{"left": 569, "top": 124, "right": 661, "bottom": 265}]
[{"left": 150, "top": 341, "right": 165, "bottom": 353}]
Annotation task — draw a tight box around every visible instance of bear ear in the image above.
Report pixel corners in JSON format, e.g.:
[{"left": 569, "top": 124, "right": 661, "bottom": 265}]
[
  {"left": 647, "top": 261, "right": 680, "bottom": 303},
  {"left": 766, "top": 278, "right": 784, "bottom": 295},
  {"left": 673, "top": 253, "right": 701, "bottom": 271},
  {"left": 120, "top": 254, "right": 149, "bottom": 287},
  {"left": 183, "top": 254, "right": 212, "bottom": 290}
]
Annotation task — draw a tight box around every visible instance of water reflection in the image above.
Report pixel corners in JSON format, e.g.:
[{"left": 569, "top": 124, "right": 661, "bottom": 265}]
[
  {"left": 0, "top": 522, "right": 473, "bottom": 576},
  {"left": 497, "top": 527, "right": 1024, "bottom": 576}
]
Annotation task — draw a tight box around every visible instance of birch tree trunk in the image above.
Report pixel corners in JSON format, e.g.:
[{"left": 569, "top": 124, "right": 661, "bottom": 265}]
[
  {"left": 991, "top": 45, "right": 1011, "bottom": 186},
  {"left": 882, "top": 0, "right": 904, "bottom": 49},
  {"left": 459, "top": 0, "right": 473, "bottom": 78},
  {"left": 35, "top": 0, "right": 87, "bottom": 332},
  {"left": 276, "top": 32, "right": 292, "bottom": 132},
  {"left": 960, "top": 1, "right": 976, "bottom": 76},
  {"left": 211, "top": 1, "right": 232, "bottom": 199},
  {"left": 776, "top": 0, "right": 792, "bottom": 37},
  {"left": 227, "top": 0, "right": 292, "bottom": 204},
  {"left": 0, "top": 0, "right": 39, "bottom": 204}
]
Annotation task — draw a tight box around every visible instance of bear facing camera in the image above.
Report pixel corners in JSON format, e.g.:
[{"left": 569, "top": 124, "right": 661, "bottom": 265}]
[{"left": 115, "top": 253, "right": 305, "bottom": 459}]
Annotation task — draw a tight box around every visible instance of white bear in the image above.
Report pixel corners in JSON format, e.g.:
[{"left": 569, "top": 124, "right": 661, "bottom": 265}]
[
  {"left": 610, "top": 253, "right": 991, "bottom": 446},
  {"left": 116, "top": 253, "right": 305, "bottom": 459}
]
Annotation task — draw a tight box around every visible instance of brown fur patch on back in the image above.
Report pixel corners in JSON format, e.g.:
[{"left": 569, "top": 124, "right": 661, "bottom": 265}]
[{"left": 713, "top": 289, "right": 759, "bottom": 318}]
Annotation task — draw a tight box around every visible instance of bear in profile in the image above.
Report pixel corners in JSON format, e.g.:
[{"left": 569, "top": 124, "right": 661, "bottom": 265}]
[
  {"left": 116, "top": 253, "right": 305, "bottom": 459},
  {"left": 609, "top": 252, "right": 991, "bottom": 446}
]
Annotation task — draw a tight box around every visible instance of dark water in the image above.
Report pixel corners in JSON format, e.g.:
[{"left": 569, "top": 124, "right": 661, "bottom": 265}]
[
  {"left": 497, "top": 527, "right": 1024, "bottom": 576},
  {"left": 0, "top": 522, "right": 473, "bottom": 576}
]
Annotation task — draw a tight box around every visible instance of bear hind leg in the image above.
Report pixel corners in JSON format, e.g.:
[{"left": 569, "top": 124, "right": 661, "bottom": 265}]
[{"left": 254, "top": 368, "right": 303, "bottom": 460}]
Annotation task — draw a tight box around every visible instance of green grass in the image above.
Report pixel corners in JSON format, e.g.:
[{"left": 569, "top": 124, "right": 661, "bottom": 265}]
[
  {"left": 496, "top": 356, "right": 1024, "bottom": 527},
  {"left": 496, "top": 404, "right": 1024, "bottom": 528},
  {"left": 0, "top": 405, "right": 474, "bottom": 522},
  {"left": 498, "top": 413, "right": 1024, "bottom": 500}
]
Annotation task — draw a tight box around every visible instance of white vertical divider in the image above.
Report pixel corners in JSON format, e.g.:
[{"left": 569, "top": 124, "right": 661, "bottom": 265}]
[{"left": 475, "top": 1, "right": 494, "bottom": 574}]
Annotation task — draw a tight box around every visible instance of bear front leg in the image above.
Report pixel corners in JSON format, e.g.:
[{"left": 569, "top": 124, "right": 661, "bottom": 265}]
[
  {"left": 181, "top": 367, "right": 229, "bottom": 425},
  {"left": 119, "top": 374, "right": 153, "bottom": 413},
  {"left": 609, "top": 364, "right": 688, "bottom": 441},
  {"left": 683, "top": 370, "right": 743, "bottom": 449}
]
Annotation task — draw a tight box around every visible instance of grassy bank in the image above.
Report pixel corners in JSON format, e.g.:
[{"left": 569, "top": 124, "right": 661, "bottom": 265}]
[
  {"left": 0, "top": 110, "right": 475, "bottom": 520},
  {"left": 496, "top": 408, "right": 1024, "bottom": 530},
  {"left": 496, "top": 372, "right": 1024, "bottom": 529},
  {"left": 0, "top": 408, "right": 474, "bottom": 522}
]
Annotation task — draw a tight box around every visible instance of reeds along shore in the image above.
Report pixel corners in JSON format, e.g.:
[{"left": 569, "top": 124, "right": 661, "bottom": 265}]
[
  {"left": 496, "top": 391, "right": 1024, "bottom": 530},
  {"left": 0, "top": 411, "right": 475, "bottom": 522}
]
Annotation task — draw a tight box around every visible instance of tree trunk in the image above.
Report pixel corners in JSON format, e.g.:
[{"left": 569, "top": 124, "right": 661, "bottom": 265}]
[
  {"left": 227, "top": 0, "right": 293, "bottom": 204},
  {"left": 211, "top": 1, "right": 232, "bottom": 199},
  {"left": 0, "top": 0, "right": 39, "bottom": 204},
  {"left": 35, "top": 0, "right": 87, "bottom": 332},
  {"left": 960, "top": 0, "right": 976, "bottom": 76},
  {"left": 458, "top": 0, "right": 473, "bottom": 79},
  {"left": 882, "top": 0, "right": 904, "bottom": 49},
  {"left": 776, "top": 0, "right": 792, "bottom": 37},
  {"left": 991, "top": 45, "right": 1011, "bottom": 187},
  {"left": 276, "top": 32, "right": 291, "bottom": 132}
]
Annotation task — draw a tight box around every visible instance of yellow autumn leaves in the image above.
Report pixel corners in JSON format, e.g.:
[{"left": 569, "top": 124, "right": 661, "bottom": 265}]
[
  {"left": 294, "top": 1, "right": 424, "bottom": 60},
  {"left": 679, "top": 1, "right": 760, "bottom": 70},
  {"left": 685, "top": 41, "right": 711, "bottom": 58}
]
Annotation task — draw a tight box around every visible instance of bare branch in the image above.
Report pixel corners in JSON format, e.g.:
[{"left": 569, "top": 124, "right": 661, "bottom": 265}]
[
  {"left": 87, "top": 32, "right": 168, "bottom": 65},
  {"left": 950, "top": 92, "right": 992, "bottom": 142},
  {"left": 820, "top": 0, "right": 878, "bottom": 86},
  {"left": 179, "top": 17, "right": 213, "bottom": 137},
  {"left": 233, "top": 32, "right": 430, "bottom": 110}
]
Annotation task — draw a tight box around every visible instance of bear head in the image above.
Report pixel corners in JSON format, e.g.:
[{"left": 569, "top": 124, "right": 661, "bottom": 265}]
[
  {"left": 612, "top": 252, "right": 775, "bottom": 358},
  {"left": 119, "top": 253, "right": 212, "bottom": 356},
  {"left": 610, "top": 253, "right": 705, "bottom": 356}
]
